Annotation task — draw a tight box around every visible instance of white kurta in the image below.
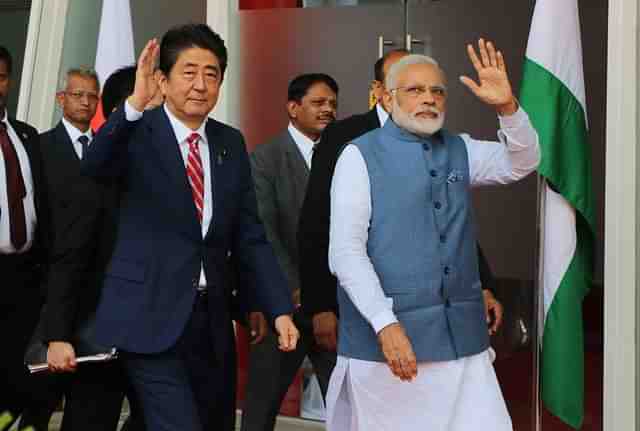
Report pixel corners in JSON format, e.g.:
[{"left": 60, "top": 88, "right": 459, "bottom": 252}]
[{"left": 326, "top": 108, "right": 540, "bottom": 431}]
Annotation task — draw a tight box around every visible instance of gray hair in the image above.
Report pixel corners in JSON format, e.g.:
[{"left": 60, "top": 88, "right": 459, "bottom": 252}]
[
  {"left": 58, "top": 66, "right": 100, "bottom": 92},
  {"left": 385, "top": 54, "right": 443, "bottom": 90}
]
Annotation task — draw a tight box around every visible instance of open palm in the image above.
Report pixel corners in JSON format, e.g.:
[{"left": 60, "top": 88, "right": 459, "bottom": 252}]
[
  {"left": 129, "top": 38, "right": 160, "bottom": 111},
  {"left": 460, "top": 39, "right": 514, "bottom": 108}
]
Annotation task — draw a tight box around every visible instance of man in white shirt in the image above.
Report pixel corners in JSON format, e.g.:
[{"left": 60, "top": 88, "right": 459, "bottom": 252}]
[
  {"left": 326, "top": 40, "right": 540, "bottom": 431},
  {"left": 243, "top": 73, "right": 338, "bottom": 431},
  {"left": 299, "top": 48, "right": 504, "bottom": 358}
]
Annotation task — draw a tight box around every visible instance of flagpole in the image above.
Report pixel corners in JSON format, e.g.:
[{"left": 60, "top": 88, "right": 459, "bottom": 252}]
[{"left": 532, "top": 173, "right": 546, "bottom": 431}]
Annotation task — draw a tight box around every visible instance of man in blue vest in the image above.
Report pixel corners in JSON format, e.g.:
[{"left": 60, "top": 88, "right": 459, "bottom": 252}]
[{"left": 325, "top": 39, "right": 540, "bottom": 430}]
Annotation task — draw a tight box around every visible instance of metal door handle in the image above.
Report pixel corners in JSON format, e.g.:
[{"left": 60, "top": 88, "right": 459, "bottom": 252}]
[
  {"left": 406, "top": 33, "right": 424, "bottom": 51},
  {"left": 378, "top": 36, "right": 395, "bottom": 58}
]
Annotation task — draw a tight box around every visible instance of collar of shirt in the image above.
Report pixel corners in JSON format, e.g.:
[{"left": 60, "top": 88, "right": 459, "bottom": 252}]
[
  {"left": 0, "top": 109, "right": 12, "bottom": 132},
  {"left": 287, "top": 122, "right": 317, "bottom": 167},
  {"left": 1, "top": 110, "right": 24, "bottom": 147},
  {"left": 163, "top": 104, "right": 208, "bottom": 147},
  {"left": 61, "top": 117, "right": 93, "bottom": 144},
  {"left": 376, "top": 103, "right": 389, "bottom": 127}
]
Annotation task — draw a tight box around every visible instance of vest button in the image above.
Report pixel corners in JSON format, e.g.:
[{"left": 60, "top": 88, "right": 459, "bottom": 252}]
[
  {"left": 434, "top": 201, "right": 442, "bottom": 210},
  {"left": 444, "top": 266, "right": 450, "bottom": 275},
  {"left": 430, "top": 169, "right": 437, "bottom": 177},
  {"left": 422, "top": 143, "right": 430, "bottom": 151},
  {"left": 440, "top": 234, "right": 446, "bottom": 243}
]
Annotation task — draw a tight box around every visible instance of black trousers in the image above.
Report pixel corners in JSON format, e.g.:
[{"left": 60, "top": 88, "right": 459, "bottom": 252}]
[
  {"left": 19, "top": 361, "right": 146, "bottom": 431},
  {"left": 124, "top": 292, "right": 236, "bottom": 431},
  {"left": 0, "top": 253, "right": 45, "bottom": 426},
  {"left": 240, "top": 312, "right": 336, "bottom": 431}
]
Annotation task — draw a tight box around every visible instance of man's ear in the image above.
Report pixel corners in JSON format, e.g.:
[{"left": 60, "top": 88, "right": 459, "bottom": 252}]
[
  {"left": 382, "top": 90, "right": 394, "bottom": 113},
  {"left": 55, "top": 91, "right": 65, "bottom": 109},
  {"left": 157, "top": 71, "right": 168, "bottom": 96},
  {"left": 286, "top": 100, "right": 298, "bottom": 119}
]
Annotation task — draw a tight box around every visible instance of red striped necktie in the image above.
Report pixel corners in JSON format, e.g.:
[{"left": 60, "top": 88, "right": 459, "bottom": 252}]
[{"left": 186, "top": 132, "right": 204, "bottom": 223}]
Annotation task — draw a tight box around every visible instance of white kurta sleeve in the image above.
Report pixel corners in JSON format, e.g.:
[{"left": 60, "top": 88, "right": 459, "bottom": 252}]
[
  {"left": 464, "top": 107, "right": 541, "bottom": 186},
  {"left": 329, "top": 145, "right": 398, "bottom": 334}
]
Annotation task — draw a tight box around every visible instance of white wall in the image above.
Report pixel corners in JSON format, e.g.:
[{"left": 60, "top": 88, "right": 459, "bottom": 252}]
[{"left": 604, "top": 0, "right": 638, "bottom": 429}]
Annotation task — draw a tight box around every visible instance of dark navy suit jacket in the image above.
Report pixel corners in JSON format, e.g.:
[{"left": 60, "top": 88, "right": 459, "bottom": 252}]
[{"left": 81, "top": 105, "right": 293, "bottom": 356}]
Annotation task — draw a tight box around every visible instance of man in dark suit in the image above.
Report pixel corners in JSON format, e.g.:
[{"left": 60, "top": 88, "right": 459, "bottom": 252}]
[
  {"left": 0, "top": 45, "right": 48, "bottom": 426},
  {"left": 18, "top": 66, "right": 146, "bottom": 431},
  {"left": 298, "top": 49, "right": 503, "bottom": 353},
  {"left": 81, "top": 24, "right": 299, "bottom": 431},
  {"left": 242, "top": 73, "right": 338, "bottom": 431}
]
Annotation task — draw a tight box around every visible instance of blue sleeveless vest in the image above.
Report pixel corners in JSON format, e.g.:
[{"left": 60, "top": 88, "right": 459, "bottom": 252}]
[{"left": 337, "top": 119, "right": 489, "bottom": 362}]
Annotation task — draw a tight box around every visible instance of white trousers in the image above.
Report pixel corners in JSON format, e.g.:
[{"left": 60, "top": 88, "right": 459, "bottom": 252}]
[{"left": 325, "top": 349, "right": 512, "bottom": 431}]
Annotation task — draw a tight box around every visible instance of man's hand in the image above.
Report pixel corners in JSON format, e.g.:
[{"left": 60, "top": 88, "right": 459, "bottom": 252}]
[
  {"left": 460, "top": 38, "right": 518, "bottom": 116},
  {"left": 483, "top": 290, "right": 504, "bottom": 335},
  {"left": 248, "top": 311, "right": 268, "bottom": 345},
  {"left": 378, "top": 323, "right": 417, "bottom": 382},
  {"left": 275, "top": 315, "right": 300, "bottom": 352},
  {"left": 128, "top": 38, "right": 161, "bottom": 112},
  {"left": 312, "top": 311, "right": 338, "bottom": 351},
  {"left": 47, "top": 341, "right": 77, "bottom": 373}
]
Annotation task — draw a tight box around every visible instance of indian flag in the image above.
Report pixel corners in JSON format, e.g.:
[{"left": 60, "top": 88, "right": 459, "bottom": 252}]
[{"left": 520, "top": 0, "right": 595, "bottom": 429}]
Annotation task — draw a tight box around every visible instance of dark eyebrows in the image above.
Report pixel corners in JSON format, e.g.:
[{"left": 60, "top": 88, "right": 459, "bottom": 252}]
[
  {"left": 204, "top": 65, "right": 220, "bottom": 74},
  {"left": 182, "top": 62, "right": 220, "bottom": 73}
]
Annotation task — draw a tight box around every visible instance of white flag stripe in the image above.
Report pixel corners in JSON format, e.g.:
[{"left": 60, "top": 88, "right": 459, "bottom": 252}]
[
  {"left": 525, "top": 0, "right": 586, "bottom": 112},
  {"left": 95, "top": 0, "right": 135, "bottom": 89},
  {"left": 541, "top": 184, "right": 577, "bottom": 334}
]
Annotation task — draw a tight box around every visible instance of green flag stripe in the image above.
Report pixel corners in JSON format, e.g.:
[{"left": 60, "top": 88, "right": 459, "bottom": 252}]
[
  {"left": 542, "top": 216, "right": 594, "bottom": 429},
  {"left": 520, "top": 58, "right": 596, "bottom": 429},
  {"left": 520, "top": 59, "right": 596, "bottom": 233}
]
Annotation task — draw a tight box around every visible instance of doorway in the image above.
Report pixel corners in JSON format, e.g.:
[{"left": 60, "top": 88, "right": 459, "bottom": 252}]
[{"left": 233, "top": 1, "right": 606, "bottom": 430}]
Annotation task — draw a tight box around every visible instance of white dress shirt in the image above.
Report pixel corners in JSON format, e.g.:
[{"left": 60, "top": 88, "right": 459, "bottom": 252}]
[
  {"left": 125, "top": 102, "right": 212, "bottom": 286},
  {"left": 329, "top": 107, "right": 540, "bottom": 334},
  {"left": 287, "top": 122, "right": 317, "bottom": 169},
  {"left": 0, "top": 111, "right": 37, "bottom": 254},
  {"left": 375, "top": 102, "right": 389, "bottom": 127},
  {"left": 61, "top": 117, "right": 93, "bottom": 159}
]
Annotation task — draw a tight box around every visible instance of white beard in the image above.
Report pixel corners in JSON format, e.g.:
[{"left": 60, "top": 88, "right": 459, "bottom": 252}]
[{"left": 391, "top": 99, "right": 445, "bottom": 137}]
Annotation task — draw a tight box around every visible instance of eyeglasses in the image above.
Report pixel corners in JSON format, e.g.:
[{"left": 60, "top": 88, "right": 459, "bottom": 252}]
[
  {"left": 390, "top": 85, "right": 447, "bottom": 100},
  {"left": 65, "top": 91, "right": 99, "bottom": 103}
]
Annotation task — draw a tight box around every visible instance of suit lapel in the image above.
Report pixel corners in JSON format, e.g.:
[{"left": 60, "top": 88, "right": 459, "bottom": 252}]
[
  {"left": 53, "top": 122, "right": 83, "bottom": 170},
  {"left": 282, "top": 131, "right": 310, "bottom": 208},
  {"left": 204, "top": 119, "right": 226, "bottom": 240},
  {"left": 9, "top": 118, "right": 43, "bottom": 221},
  {"left": 147, "top": 108, "right": 201, "bottom": 238},
  {"left": 366, "top": 107, "right": 381, "bottom": 130}
]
